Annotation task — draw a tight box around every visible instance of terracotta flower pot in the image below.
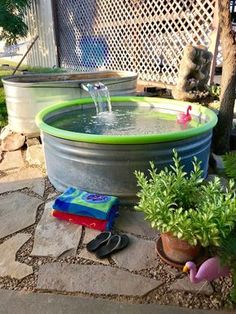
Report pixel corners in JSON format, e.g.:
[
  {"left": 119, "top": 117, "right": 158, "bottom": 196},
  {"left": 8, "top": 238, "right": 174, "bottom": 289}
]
[{"left": 161, "top": 232, "right": 201, "bottom": 263}]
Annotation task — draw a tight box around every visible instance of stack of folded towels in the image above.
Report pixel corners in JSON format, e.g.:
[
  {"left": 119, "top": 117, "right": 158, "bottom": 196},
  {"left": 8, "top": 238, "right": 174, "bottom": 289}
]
[{"left": 52, "top": 187, "right": 119, "bottom": 231}]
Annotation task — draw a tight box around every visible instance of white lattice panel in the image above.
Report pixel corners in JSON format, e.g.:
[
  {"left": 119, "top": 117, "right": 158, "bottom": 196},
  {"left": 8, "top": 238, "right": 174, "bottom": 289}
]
[{"left": 55, "top": 0, "right": 216, "bottom": 84}]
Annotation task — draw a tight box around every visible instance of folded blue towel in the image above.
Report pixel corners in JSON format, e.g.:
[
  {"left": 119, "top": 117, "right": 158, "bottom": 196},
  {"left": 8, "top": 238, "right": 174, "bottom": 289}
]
[{"left": 52, "top": 187, "right": 119, "bottom": 221}]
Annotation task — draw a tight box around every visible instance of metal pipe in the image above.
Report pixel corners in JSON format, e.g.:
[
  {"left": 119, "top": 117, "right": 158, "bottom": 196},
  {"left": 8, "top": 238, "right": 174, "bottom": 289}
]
[{"left": 12, "top": 35, "right": 39, "bottom": 75}]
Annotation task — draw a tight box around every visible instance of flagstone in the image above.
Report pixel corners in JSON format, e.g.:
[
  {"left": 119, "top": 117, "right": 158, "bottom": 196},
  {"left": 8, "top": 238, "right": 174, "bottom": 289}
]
[
  {"left": 37, "top": 263, "right": 162, "bottom": 296},
  {"left": 169, "top": 276, "right": 214, "bottom": 296},
  {"left": 26, "top": 144, "right": 45, "bottom": 166},
  {"left": 112, "top": 234, "right": 158, "bottom": 271},
  {"left": 0, "top": 151, "right": 24, "bottom": 172},
  {"left": 0, "top": 167, "right": 45, "bottom": 196},
  {"left": 83, "top": 228, "right": 101, "bottom": 245},
  {"left": 78, "top": 248, "right": 110, "bottom": 265},
  {"left": 0, "top": 192, "right": 42, "bottom": 239},
  {"left": 0, "top": 233, "right": 33, "bottom": 279},
  {"left": 116, "top": 209, "right": 158, "bottom": 239},
  {"left": 31, "top": 202, "right": 82, "bottom": 258}
]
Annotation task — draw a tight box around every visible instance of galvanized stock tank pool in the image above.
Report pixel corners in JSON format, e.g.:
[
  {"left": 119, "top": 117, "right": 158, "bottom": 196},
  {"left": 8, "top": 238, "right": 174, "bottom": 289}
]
[{"left": 36, "top": 96, "right": 217, "bottom": 203}]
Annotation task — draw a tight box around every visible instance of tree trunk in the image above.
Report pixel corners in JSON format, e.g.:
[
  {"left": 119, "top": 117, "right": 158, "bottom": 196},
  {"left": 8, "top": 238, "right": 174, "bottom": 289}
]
[{"left": 212, "top": 0, "right": 236, "bottom": 154}]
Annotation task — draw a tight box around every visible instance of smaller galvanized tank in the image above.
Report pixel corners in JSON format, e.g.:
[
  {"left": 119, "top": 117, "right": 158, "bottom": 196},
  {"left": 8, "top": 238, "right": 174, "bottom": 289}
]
[{"left": 2, "top": 71, "right": 137, "bottom": 134}]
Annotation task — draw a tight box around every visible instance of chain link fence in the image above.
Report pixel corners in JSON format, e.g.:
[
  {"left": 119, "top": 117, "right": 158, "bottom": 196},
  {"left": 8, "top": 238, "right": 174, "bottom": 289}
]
[{"left": 54, "top": 0, "right": 216, "bottom": 84}]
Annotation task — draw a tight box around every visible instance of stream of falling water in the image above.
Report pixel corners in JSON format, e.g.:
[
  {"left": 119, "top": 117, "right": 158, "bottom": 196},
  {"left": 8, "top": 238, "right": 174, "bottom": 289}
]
[{"left": 83, "top": 82, "right": 112, "bottom": 114}]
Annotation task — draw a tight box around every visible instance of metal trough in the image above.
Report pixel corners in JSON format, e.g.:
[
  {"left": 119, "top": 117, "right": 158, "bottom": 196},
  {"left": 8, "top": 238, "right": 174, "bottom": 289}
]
[{"left": 2, "top": 71, "right": 137, "bottom": 134}]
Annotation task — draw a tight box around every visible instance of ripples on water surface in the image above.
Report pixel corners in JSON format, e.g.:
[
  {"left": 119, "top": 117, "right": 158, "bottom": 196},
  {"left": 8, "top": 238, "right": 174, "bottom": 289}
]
[{"left": 46, "top": 105, "right": 205, "bottom": 136}]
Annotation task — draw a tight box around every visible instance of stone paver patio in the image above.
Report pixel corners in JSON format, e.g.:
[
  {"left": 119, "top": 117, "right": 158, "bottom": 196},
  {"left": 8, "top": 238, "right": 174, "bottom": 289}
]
[
  {"left": 0, "top": 145, "right": 233, "bottom": 311},
  {"left": 1, "top": 289, "right": 232, "bottom": 314}
]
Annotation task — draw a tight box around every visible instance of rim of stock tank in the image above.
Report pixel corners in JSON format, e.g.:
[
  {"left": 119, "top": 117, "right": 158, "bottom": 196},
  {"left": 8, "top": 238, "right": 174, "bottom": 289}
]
[{"left": 36, "top": 96, "right": 218, "bottom": 145}]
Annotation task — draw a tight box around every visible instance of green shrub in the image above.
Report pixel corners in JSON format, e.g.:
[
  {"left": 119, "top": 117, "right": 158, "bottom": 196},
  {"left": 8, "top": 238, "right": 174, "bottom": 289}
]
[
  {"left": 223, "top": 152, "right": 236, "bottom": 180},
  {"left": 218, "top": 229, "right": 236, "bottom": 303},
  {"left": 135, "top": 150, "right": 236, "bottom": 247},
  {"left": 208, "top": 84, "right": 221, "bottom": 99},
  {"left": 0, "top": 87, "right": 7, "bottom": 128}
]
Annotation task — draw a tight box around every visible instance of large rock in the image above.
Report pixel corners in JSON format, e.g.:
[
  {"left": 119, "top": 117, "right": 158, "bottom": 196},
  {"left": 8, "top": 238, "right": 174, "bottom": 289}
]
[
  {"left": 0, "top": 126, "right": 25, "bottom": 151},
  {"left": 31, "top": 202, "right": 82, "bottom": 258},
  {"left": 0, "top": 233, "right": 33, "bottom": 279},
  {"left": 170, "top": 276, "right": 214, "bottom": 296},
  {"left": 0, "top": 192, "right": 42, "bottom": 239},
  {"left": 0, "top": 167, "right": 45, "bottom": 196},
  {"left": 112, "top": 234, "right": 158, "bottom": 271},
  {"left": 0, "top": 150, "right": 25, "bottom": 172},
  {"left": 116, "top": 209, "right": 158, "bottom": 239},
  {"left": 37, "top": 263, "right": 162, "bottom": 296},
  {"left": 26, "top": 137, "right": 40, "bottom": 147},
  {"left": 26, "top": 144, "right": 45, "bottom": 166}
]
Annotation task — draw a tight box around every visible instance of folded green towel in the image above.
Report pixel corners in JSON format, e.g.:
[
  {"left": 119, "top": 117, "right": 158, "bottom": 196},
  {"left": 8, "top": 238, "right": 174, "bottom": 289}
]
[{"left": 53, "top": 187, "right": 119, "bottom": 220}]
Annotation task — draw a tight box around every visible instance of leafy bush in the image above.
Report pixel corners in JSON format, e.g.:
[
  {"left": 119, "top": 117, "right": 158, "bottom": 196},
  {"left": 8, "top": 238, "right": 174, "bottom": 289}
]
[
  {"left": 218, "top": 229, "right": 236, "bottom": 303},
  {"left": 0, "top": 0, "right": 31, "bottom": 45},
  {"left": 135, "top": 150, "right": 236, "bottom": 247},
  {"left": 0, "top": 88, "right": 7, "bottom": 128},
  {"left": 208, "top": 84, "right": 221, "bottom": 99},
  {"left": 223, "top": 152, "right": 236, "bottom": 180}
]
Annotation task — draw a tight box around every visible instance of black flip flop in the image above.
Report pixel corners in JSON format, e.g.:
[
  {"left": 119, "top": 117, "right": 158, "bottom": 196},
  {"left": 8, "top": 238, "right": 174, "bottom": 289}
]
[
  {"left": 86, "top": 231, "right": 113, "bottom": 252},
  {"left": 95, "top": 234, "right": 129, "bottom": 259}
]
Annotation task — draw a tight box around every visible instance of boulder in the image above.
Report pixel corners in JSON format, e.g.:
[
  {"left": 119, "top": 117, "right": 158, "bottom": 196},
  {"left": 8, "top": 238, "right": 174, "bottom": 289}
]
[{"left": 0, "top": 126, "right": 25, "bottom": 151}]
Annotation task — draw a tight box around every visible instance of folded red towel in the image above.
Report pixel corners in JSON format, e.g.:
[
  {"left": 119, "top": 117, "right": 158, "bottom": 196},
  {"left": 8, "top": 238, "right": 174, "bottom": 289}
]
[{"left": 52, "top": 210, "right": 109, "bottom": 231}]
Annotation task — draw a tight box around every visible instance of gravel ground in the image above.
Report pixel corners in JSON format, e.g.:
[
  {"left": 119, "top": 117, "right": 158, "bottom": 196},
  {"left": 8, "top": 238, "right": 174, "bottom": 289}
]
[{"left": 0, "top": 151, "right": 235, "bottom": 311}]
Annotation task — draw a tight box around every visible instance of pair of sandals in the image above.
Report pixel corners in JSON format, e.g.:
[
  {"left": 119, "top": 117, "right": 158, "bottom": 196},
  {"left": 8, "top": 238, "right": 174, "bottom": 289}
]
[{"left": 86, "top": 231, "right": 129, "bottom": 259}]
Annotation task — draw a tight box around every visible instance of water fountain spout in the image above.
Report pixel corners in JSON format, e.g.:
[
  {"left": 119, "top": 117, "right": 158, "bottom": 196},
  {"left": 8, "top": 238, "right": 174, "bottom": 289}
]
[
  {"left": 81, "top": 83, "right": 90, "bottom": 92},
  {"left": 81, "top": 82, "right": 112, "bottom": 114}
]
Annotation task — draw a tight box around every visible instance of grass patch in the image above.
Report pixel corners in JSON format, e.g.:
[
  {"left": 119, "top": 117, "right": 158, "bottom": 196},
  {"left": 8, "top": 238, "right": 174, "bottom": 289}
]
[
  {"left": 26, "top": 66, "right": 64, "bottom": 74},
  {"left": 0, "top": 69, "right": 16, "bottom": 83},
  {"left": 0, "top": 87, "right": 7, "bottom": 128}
]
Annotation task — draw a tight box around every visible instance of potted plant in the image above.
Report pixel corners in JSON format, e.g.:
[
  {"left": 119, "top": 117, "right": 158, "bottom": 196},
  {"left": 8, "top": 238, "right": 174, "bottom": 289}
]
[{"left": 135, "top": 150, "right": 236, "bottom": 264}]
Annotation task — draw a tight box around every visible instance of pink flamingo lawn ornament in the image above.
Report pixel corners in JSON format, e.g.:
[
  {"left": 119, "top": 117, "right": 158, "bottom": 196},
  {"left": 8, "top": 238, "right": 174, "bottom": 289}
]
[
  {"left": 183, "top": 257, "right": 230, "bottom": 283},
  {"left": 177, "top": 105, "right": 192, "bottom": 124}
]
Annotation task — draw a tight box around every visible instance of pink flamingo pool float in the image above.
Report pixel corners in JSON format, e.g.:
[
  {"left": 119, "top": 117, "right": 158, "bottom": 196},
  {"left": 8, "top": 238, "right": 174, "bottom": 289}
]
[
  {"left": 177, "top": 105, "right": 192, "bottom": 124},
  {"left": 183, "top": 257, "right": 230, "bottom": 283}
]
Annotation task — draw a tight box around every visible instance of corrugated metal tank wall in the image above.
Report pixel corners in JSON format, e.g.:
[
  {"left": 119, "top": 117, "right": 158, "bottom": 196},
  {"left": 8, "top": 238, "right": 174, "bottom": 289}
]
[{"left": 25, "top": 0, "right": 58, "bottom": 67}]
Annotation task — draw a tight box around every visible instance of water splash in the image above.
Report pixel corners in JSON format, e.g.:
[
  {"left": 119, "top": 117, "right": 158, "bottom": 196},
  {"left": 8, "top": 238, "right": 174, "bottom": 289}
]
[{"left": 82, "top": 82, "right": 112, "bottom": 114}]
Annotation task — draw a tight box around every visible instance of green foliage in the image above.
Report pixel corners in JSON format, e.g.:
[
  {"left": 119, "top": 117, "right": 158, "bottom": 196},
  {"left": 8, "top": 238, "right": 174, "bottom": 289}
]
[
  {"left": 218, "top": 229, "right": 236, "bottom": 272},
  {"left": 25, "top": 66, "right": 65, "bottom": 74},
  {"left": 223, "top": 153, "right": 236, "bottom": 180},
  {"left": 0, "top": 0, "right": 31, "bottom": 45},
  {"left": 135, "top": 150, "right": 236, "bottom": 247},
  {"left": 218, "top": 229, "right": 236, "bottom": 303},
  {"left": 208, "top": 84, "right": 221, "bottom": 99},
  {"left": 0, "top": 88, "right": 7, "bottom": 128}
]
